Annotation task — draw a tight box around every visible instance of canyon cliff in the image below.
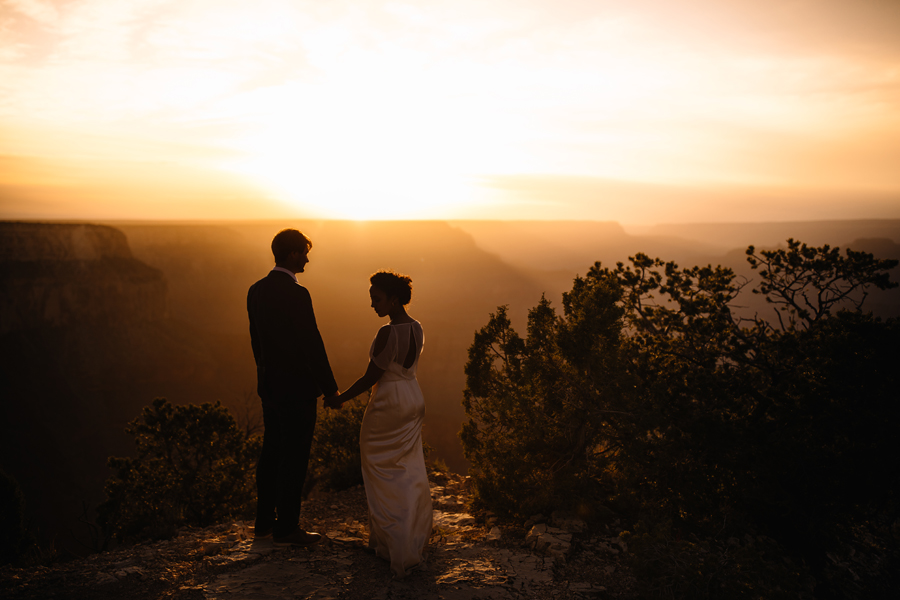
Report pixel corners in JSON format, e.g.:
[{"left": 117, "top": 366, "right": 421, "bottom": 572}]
[
  {"left": 1, "top": 223, "right": 166, "bottom": 334},
  {"left": 0, "top": 223, "right": 236, "bottom": 553}
]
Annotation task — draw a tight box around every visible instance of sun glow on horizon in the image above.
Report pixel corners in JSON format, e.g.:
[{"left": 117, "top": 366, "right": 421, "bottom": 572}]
[
  {"left": 214, "top": 41, "right": 543, "bottom": 220},
  {"left": 1, "top": 1, "right": 899, "bottom": 222}
]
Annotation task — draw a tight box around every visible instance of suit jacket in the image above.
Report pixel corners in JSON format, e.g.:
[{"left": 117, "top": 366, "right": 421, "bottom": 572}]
[{"left": 247, "top": 270, "right": 338, "bottom": 402}]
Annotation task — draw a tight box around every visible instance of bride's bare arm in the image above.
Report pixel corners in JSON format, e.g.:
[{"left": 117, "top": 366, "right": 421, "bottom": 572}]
[
  {"left": 335, "top": 326, "right": 390, "bottom": 404},
  {"left": 338, "top": 359, "right": 385, "bottom": 402}
]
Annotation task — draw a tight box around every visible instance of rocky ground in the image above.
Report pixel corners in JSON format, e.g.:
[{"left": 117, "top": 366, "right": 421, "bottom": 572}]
[{"left": 1, "top": 471, "right": 636, "bottom": 599}]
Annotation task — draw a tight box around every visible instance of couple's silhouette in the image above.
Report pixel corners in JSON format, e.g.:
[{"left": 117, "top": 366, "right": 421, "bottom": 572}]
[{"left": 247, "top": 228, "right": 432, "bottom": 578}]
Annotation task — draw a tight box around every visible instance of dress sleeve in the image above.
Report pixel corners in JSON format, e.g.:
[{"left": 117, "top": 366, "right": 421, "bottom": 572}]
[{"left": 369, "top": 325, "right": 397, "bottom": 370}]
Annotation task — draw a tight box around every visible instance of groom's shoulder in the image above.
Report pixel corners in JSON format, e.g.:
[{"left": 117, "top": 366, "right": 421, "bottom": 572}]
[
  {"left": 248, "top": 272, "right": 302, "bottom": 294},
  {"left": 262, "top": 273, "right": 311, "bottom": 297}
]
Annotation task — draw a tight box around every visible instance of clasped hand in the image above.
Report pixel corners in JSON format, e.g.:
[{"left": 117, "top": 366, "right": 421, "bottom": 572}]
[{"left": 323, "top": 393, "right": 345, "bottom": 410}]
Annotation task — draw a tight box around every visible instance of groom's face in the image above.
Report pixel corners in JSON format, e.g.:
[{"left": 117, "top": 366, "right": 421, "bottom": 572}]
[{"left": 288, "top": 249, "right": 309, "bottom": 273}]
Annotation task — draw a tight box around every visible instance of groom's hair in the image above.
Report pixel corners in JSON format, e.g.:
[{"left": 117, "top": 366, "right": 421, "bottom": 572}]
[{"left": 271, "top": 229, "right": 313, "bottom": 263}]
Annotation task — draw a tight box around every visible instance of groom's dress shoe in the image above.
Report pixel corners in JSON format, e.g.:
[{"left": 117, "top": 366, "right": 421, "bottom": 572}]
[
  {"left": 253, "top": 526, "right": 273, "bottom": 540},
  {"left": 273, "top": 528, "right": 322, "bottom": 547}
]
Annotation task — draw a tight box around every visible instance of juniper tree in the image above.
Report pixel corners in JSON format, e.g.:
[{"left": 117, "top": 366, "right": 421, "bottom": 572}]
[{"left": 462, "top": 239, "right": 899, "bottom": 597}]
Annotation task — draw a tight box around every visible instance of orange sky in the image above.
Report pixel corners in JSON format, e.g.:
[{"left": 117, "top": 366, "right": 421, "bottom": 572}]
[{"left": 1, "top": 0, "right": 899, "bottom": 223}]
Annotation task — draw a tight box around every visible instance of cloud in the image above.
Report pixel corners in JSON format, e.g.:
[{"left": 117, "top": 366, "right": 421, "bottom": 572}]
[
  {"left": 3, "top": 0, "right": 60, "bottom": 27},
  {"left": 1, "top": 0, "right": 899, "bottom": 221},
  {"left": 478, "top": 174, "right": 900, "bottom": 223}
]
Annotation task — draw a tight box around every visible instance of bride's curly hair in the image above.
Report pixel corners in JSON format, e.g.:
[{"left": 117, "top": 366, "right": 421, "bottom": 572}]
[{"left": 370, "top": 270, "right": 413, "bottom": 306}]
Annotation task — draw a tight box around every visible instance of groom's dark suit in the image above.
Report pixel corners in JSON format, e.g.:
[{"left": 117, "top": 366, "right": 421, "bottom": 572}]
[{"left": 248, "top": 269, "right": 338, "bottom": 537}]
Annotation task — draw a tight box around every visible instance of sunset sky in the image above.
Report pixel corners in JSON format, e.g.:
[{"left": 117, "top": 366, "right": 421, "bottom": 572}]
[{"left": 1, "top": 0, "right": 899, "bottom": 223}]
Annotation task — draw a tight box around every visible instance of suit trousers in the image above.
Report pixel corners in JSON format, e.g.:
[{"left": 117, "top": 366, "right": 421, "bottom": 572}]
[{"left": 255, "top": 391, "right": 317, "bottom": 537}]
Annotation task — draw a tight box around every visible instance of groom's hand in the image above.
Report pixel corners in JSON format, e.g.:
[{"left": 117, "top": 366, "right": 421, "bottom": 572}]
[{"left": 324, "top": 394, "right": 342, "bottom": 409}]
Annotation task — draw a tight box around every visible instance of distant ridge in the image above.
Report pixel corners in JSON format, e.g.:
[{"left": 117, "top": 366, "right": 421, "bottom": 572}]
[
  {"left": 450, "top": 219, "right": 724, "bottom": 272},
  {"left": 648, "top": 219, "right": 900, "bottom": 251}
]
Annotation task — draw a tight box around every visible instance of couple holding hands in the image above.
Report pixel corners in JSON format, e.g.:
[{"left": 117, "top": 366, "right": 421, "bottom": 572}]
[{"left": 247, "top": 228, "right": 432, "bottom": 579}]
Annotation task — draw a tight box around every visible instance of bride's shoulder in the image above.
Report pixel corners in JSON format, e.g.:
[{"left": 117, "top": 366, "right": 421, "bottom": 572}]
[
  {"left": 390, "top": 316, "right": 417, "bottom": 325},
  {"left": 371, "top": 324, "right": 393, "bottom": 355}
]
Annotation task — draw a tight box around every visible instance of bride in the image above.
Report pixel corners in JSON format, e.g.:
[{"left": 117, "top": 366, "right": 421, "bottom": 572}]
[{"left": 331, "top": 270, "right": 433, "bottom": 578}]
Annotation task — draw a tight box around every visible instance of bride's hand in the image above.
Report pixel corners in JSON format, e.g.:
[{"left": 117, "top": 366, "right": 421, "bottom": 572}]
[{"left": 324, "top": 393, "right": 343, "bottom": 409}]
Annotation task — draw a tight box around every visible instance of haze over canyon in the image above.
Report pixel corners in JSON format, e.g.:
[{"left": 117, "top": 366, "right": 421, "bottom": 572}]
[{"left": 2, "top": 217, "right": 899, "bottom": 553}]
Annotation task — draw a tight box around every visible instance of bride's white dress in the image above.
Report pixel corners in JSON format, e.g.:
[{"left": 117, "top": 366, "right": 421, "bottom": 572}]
[{"left": 360, "top": 320, "right": 433, "bottom": 578}]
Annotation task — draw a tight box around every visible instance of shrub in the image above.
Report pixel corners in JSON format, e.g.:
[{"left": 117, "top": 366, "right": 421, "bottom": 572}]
[
  {"left": 99, "top": 398, "right": 261, "bottom": 542},
  {"left": 307, "top": 396, "right": 367, "bottom": 492},
  {"left": 462, "top": 239, "right": 900, "bottom": 597}
]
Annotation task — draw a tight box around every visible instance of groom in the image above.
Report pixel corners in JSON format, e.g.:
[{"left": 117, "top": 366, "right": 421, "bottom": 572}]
[{"left": 247, "top": 228, "right": 340, "bottom": 546}]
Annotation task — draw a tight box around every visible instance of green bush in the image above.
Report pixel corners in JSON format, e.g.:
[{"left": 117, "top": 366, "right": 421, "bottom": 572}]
[
  {"left": 307, "top": 397, "right": 367, "bottom": 491},
  {"left": 99, "top": 398, "right": 261, "bottom": 542},
  {"left": 462, "top": 239, "right": 900, "bottom": 598}
]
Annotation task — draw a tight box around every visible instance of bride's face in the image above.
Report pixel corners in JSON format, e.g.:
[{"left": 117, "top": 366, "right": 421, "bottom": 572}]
[{"left": 369, "top": 285, "right": 393, "bottom": 318}]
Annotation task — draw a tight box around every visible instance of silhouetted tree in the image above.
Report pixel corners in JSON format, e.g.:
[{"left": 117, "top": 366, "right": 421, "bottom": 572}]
[{"left": 462, "top": 239, "right": 899, "bottom": 598}]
